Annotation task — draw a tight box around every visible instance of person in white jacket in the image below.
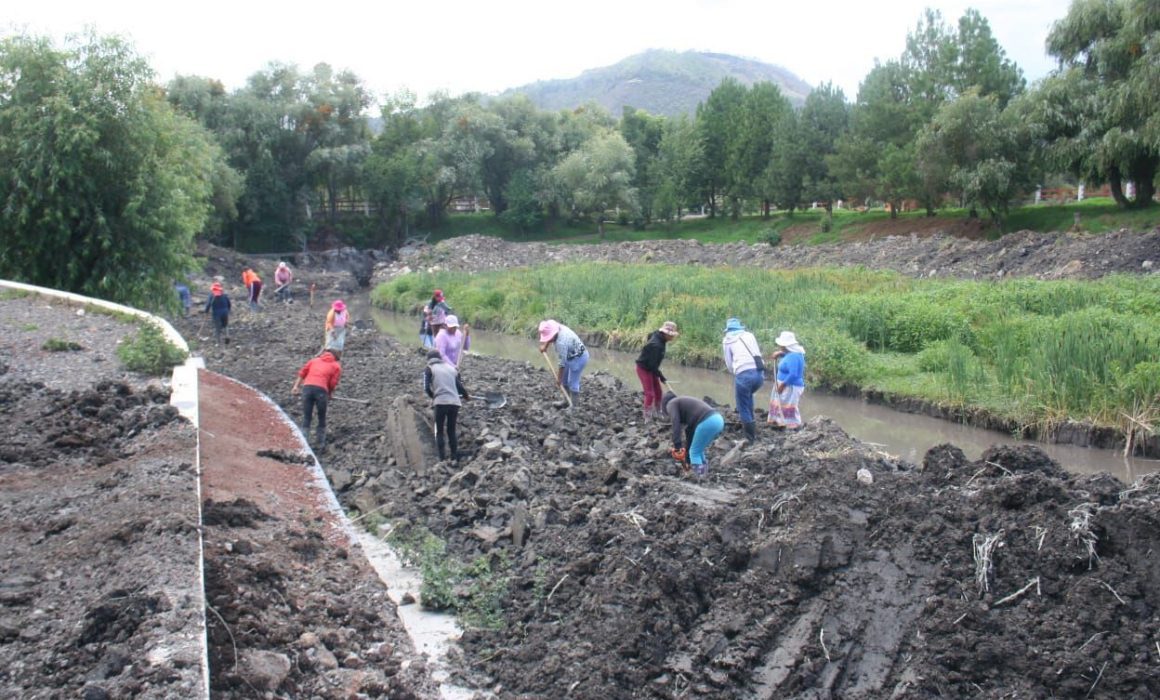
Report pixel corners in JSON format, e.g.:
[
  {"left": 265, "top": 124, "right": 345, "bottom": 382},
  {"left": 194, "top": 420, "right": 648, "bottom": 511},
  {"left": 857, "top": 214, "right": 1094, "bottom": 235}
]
[{"left": 722, "top": 317, "right": 764, "bottom": 443}]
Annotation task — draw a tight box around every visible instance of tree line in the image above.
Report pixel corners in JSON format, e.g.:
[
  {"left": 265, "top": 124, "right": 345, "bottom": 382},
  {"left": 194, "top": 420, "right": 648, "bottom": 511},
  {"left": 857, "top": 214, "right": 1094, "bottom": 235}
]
[{"left": 1, "top": 1, "right": 1157, "bottom": 308}]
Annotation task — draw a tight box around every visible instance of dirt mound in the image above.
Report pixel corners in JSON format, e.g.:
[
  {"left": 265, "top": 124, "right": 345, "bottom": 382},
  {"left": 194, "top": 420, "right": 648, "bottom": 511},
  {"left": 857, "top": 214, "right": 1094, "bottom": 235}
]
[
  {"left": 374, "top": 228, "right": 1160, "bottom": 285},
  {"left": 0, "top": 378, "right": 203, "bottom": 699},
  {"left": 192, "top": 295, "right": 1160, "bottom": 698}
]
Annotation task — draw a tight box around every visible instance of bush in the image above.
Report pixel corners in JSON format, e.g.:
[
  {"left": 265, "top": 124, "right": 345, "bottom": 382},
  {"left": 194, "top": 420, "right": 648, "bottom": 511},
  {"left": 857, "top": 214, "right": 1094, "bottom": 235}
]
[
  {"left": 761, "top": 228, "right": 782, "bottom": 247},
  {"left": 804, "top": 326, "right": 871, "bottom": 387},
  {"left": 116, "top": 322, "right": 187, "bottom": 375},
  {"left": 42, "top": 338, "right": 84, "bottom": 352}
]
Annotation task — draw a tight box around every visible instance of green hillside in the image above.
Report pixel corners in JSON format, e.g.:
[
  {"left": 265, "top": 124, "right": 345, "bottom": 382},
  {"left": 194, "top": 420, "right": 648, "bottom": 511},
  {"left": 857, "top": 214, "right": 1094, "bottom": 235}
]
[{"left": 497, "top": 49, "right": 812, "bottom": 117}]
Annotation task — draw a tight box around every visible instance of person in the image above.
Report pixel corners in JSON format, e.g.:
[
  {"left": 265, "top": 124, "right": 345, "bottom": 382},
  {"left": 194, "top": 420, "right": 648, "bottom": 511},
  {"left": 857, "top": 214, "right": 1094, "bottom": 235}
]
[
  {"left": 291, "top": 349, "right": 342, "bottom": 450},
  {"left": 768, "top": 330, "right": 807, "bottom": 429},
  {"left": 539, "top": 319, "right": 589, "bottom": 406},
  {"left": 242, "top": 267, "right": 262, "bottom": 311},
  {"left": 722, "top": 317, "right": 764, "bottom": 443},
  {"left": 435, "top": 315, "right": 471, "bottom": 367},
  {"left": 662, "top": 392, "right": 725, "bottom": 477},
  {"left": 324, "top": 299, "right": 349, "bottom": 352},
  {"left": 203, "top": 282, "right": 232, "bottom": 345},
  {"left": 273, "top": 262, "right": 293, "bottom": 303},
  {"left": 174, "top": 281, "right": 192, "bottom": 317},
  {"left": 421, "top": 289, "right": 451, "bottom": 348},
  {"left": 423, "top": 349, "right": 469, "bottom": 463},
  {"left": 635, "top": 321, "right": 679, "bottom": 420}
]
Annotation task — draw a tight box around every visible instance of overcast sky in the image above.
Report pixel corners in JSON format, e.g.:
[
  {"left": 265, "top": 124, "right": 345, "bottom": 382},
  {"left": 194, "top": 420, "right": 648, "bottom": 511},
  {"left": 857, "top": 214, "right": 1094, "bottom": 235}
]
[{"left": 5, "top": 0, "right": 1071, "bottom": 106}]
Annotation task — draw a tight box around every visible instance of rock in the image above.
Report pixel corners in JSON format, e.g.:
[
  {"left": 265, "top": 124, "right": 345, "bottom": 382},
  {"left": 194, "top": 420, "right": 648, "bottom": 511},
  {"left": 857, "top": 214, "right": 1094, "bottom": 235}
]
[
  {"left": 239, "top": 649, "right": 292, "bottom": 691},
  {"left": 508, "top": 467, "right": 532, "bottom": 498},
  {"left": 511, "top": 504, "right": 530, "bottom": 547},
  {"left": 1144, "top": 260, "right": 1153, "bottom": 270},
  {"left": 856, "top": 468, "right": 874, "bottom": 485},
  {"left": 328, "top": 467, "right": 353, "bottom": 492}
]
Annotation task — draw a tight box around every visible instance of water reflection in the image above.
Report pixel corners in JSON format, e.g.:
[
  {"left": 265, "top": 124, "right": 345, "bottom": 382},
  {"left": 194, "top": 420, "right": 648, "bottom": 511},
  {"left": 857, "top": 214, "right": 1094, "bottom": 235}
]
[{"left": 371, "top": 309, "right": 1157, "bottom": 482}]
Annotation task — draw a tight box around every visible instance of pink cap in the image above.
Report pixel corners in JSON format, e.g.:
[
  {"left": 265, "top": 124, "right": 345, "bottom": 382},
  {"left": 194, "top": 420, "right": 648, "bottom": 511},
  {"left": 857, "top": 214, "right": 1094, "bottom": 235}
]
[
  {"left": 332, "top": 300, "right": 346, "bottom": 312},
  {"left": 538, "top": 320, "right": 560, "bottom": 343}
]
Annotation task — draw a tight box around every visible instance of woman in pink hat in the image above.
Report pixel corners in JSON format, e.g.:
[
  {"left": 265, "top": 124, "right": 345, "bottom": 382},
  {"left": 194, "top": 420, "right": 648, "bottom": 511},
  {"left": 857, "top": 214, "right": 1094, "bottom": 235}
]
[
  {"left": 635, "top": 321, "right": 679, "bottom": 420},
  {"left": 435, "top": 314, "right": 471, "bottom": 367},
  {"left": 324, "top": 299, "right": 349, "bottom": 352},
  {"left": 538, "top": 319, "right": 589, "bottom": 405}
]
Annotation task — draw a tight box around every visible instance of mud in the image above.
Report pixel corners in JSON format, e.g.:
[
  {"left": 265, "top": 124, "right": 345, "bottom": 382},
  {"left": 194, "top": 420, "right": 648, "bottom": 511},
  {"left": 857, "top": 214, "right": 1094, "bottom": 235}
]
[{"left": 187, "top": 280, "right": 1160, "bottom": 698}]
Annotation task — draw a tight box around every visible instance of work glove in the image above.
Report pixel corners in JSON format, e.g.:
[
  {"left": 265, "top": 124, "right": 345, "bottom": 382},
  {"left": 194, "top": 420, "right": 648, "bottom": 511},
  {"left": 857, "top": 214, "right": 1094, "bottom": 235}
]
[{"left": 670, "top": 447, "right": 687, "bottom": 463}]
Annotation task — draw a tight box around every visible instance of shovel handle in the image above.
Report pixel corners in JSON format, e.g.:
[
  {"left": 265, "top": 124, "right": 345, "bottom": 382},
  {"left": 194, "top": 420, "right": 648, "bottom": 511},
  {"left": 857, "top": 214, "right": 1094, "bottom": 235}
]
[{"left": 540, "top": 350, "right": 572, "bottom": 407}]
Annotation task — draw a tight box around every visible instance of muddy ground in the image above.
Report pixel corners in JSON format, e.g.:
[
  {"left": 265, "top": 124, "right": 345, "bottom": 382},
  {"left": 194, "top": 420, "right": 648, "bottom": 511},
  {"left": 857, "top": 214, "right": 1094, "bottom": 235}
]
[{"left": 186, "top": 269, "right": 1160, "bottom": 698}]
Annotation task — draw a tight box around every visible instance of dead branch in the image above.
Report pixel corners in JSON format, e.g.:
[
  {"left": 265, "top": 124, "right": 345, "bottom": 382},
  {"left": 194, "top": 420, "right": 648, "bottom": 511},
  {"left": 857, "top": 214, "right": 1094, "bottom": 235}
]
[
  {"left": 206, "top": 604, "right": 238, "bottom": 673},
  {"left": 1086, "top": 661, "right": 1107, "bottom": 697},
  {"left": 1094, "top": 578, "right": 1127, "bottom": 605},
  {"left": 1068, "top": 503, "right": 1100, "bottom": 569},
  {"left": 350, "top": 502, "right": 392, "bottom": 523},
  {"left": 615, "top": 510, "right": 648, "bottom": 537},
  {"left": 994, "top": 577, "right": 1040, "bottom": 607},
  {"left": 1034, "top": 526, "right": 1048, "bottom": 552},
  {"left": 546, "top": 574, "right": 569, "bottom": 604},
  {"left": 953, "top": 613, "right": 968, "bottom": 625},
  {"left": 1077, "top": 632, "right": 1104, "bottom": 652},
  {"left": 819, "top": 628, "right": 831, "bottom": 662}
]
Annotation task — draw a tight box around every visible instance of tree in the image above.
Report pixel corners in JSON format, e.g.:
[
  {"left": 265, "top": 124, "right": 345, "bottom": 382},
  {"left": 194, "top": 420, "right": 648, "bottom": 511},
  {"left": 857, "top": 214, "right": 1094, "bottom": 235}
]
[
  {"left": 619, "top": 107, "right": 666, "bottom": 224},
  {"left": 0, "top": 32, "right": 231, "bottom": 309},
  {"left": 695, "top": 78, "right": 746, "bottom": 217},
  {"left": 798, "top": 83, "right": 850, "bottom": 219},
  {"left": 550, "top": 130, "right": 637, "bottom": 237},
  {"left": 1034, "top": 0, "right": 1158, "bottom": 207},
  {"left": 736, "top": 83, "right": 793, "bottom": 218},
  {"left": 916, "top": 91, "right": 1034, "bottom": 222},
  {"left": 654, "top": 114, "right": 704, "bottom": 221}
]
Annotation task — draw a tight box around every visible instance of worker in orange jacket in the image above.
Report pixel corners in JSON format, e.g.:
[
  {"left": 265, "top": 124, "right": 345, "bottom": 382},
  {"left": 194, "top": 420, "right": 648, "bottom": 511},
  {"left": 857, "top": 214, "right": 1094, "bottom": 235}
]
[{"left": 291, "top": 349, "right": 342, "bottom": 450}]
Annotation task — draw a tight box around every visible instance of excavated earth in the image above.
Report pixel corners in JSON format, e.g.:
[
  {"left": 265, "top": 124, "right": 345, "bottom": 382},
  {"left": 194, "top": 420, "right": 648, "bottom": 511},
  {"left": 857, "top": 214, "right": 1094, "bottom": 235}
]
[
  {"left": 187, "top": 240, "right": 1159, "bottom": 698},
  {"left": 2, "top": 225, "right": 1158, "bottom": 699}
]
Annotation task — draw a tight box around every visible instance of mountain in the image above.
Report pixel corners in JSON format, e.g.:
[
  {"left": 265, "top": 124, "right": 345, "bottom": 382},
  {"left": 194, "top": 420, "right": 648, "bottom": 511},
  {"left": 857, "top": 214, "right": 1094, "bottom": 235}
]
[{"left": 496, "top": 49, "right": 813, "bottom": 118}]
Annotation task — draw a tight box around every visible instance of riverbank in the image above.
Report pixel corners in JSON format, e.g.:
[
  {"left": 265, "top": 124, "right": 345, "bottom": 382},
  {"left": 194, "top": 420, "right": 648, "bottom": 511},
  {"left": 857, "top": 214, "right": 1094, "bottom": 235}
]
[
  {"left": 182, "top": 289, "right": 1160, "bottom": 698},
  {"left": 372, "top": 251, "right": 1159, "bottom": 456}
]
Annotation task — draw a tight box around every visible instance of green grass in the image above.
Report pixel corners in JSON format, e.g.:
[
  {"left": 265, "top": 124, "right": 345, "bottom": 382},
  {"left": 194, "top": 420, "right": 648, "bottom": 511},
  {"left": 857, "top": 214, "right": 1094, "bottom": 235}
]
[
  {"left": 374, "top": 264, "right": 1160, "bottom": 436},
  {"left": 431, "top": 197, "right": 1157, "bottom": 246}
]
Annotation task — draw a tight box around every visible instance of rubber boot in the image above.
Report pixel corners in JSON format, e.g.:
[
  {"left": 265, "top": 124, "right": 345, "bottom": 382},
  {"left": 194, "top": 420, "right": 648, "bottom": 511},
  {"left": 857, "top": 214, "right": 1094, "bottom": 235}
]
[
  {"left": 569, "top": 390, "right": 580, "bottom": 410},
  {"left": 743, "top": 421, "right": 757, "bottom": 444}
]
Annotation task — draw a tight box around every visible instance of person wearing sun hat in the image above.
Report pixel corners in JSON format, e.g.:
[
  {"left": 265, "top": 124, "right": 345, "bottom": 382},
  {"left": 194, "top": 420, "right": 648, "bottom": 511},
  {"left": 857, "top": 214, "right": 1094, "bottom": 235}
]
[
  {"left": 768, "top": 330, "right": 806, "bottom": 429},
  {"left": 538, "top": 319, "right": 589, "bottom": 406},
  {"left": 324, "top": 299, "right": 349, "bottom": 352},
  {"left": 435, "top": 314, "right": 471, "bottom": 367},
  {"left": 722, "top": 317, "right": 764, "bottom": 443},
  {"left": 274, "top": 261, "right": 293, "bottom": 303},
  {"left": 635, "top": 321, "right": 679, "bottom": 420},
  {"left": 421, "top": 289, "right": 451, "bottom": 348},
  {"left": 203, "top": 281, "right": 232, "bottom": 345}
]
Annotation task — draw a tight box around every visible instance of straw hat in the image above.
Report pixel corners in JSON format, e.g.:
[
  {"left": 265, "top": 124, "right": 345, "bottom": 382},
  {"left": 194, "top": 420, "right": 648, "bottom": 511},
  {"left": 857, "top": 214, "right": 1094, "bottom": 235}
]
[{"left": 658, "top": 321, "right": 679, "bottom": 338}]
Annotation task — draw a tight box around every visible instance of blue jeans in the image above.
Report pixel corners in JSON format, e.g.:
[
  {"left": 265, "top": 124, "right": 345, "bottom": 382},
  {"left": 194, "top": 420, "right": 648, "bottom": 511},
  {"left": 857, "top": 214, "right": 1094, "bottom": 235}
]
[
  {"left": 562, "top": 350, "right": 589, "bottom": 393},
  {"left": 689, "top": 412, "right": 725, "bottom": 466},
  {"left": 734, "top": 368, "right": 764, "bottom": 423}
]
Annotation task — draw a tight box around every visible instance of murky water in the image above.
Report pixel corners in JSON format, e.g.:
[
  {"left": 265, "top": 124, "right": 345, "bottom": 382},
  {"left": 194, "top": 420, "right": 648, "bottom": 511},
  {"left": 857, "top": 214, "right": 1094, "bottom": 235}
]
[{"left": 372, "top": 310, "right": 1158, "bottom": 482}]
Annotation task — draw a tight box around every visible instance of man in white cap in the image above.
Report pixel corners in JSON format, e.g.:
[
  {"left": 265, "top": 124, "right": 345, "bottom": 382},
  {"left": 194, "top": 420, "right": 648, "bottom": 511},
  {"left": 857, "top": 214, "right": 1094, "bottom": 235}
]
[{"left": 435, "top": 315, "right": 471, "bottom": 367}]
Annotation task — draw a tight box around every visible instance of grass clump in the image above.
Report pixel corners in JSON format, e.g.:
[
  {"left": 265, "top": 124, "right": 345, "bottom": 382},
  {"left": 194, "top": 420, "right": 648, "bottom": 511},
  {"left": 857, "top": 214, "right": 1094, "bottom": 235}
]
[
  {"left": 42, "top": 338, "right": 83, "bottom": 352},
  {"left": 387, "top": 524, "right": 510, "bottom": 629},
  {"left": 116, "top": 322, "right": 187, "bottom": 375}
]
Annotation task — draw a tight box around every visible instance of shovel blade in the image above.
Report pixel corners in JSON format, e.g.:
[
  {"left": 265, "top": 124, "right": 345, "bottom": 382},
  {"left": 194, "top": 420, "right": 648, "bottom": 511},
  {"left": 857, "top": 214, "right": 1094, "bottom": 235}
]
[{"left": 474, "top": 391, "right": 506, "bottom": 409}]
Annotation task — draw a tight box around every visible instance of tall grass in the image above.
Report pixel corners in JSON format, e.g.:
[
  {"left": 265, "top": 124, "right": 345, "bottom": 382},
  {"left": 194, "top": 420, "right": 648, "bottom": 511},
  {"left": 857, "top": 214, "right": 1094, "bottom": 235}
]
[{"left": 374, "top": 264, "right": 1160, "bottom": 431}]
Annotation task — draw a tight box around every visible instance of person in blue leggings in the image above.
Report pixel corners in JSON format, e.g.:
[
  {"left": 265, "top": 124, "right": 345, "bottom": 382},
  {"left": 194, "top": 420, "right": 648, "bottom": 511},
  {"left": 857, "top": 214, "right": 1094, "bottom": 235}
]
[{"left": 661, "top": 392, "right": 726, "bottom": 477}]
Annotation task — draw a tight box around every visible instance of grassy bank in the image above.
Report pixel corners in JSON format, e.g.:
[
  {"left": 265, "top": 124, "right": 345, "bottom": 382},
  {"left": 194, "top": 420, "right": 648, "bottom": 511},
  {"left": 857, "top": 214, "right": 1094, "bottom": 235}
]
[
  {"left": 373, "top": 264, "right": 1160, "bottom": 437},
  {"left": 425, "top": 197, "right": 1160, "bottom": 246}
]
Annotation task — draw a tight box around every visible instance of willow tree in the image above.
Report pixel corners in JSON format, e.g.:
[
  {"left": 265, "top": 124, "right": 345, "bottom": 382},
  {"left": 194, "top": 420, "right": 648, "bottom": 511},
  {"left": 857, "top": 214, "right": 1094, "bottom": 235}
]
[
  {"left": 0, "top": 33, "right": 231, "bottom": 309},
  {"left": 1037, "top": 0, "right": 1158, "bottom": 207}
]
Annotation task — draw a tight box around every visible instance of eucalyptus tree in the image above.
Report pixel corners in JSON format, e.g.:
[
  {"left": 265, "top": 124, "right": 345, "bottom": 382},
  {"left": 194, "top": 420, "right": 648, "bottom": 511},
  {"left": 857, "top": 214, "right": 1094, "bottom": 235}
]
[
  {"left": 480, "top": 95, "right": 553, "bottom": 216},
  {"left": 620, "top": 106, "right": 666, "bottom": 224},
  {"left": 1034, "top": 0, "right": 1158, "bottom": 207},
  {"left": 797, "top": 83, "right": 850, "bottom": 219},
  {"left": 0, "top": 32, "right": 231, "bottom": 309},
  {"left": 695, "top": 78, "right": 746, "bottom": 217},
  {"left": 737, "top": 82, "right": 793, "bottom": 217},
  {"left": 550, "top": 130, "right": 637, "bottom": 237},
  {"left": 654, "top": 114, "right": 704, "bottom": 221}
]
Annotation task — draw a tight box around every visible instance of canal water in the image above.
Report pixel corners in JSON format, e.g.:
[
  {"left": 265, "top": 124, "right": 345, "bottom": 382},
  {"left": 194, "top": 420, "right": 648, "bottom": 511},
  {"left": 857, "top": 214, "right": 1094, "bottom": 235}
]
[{"left": 372, "top": 310, "right": 1158, "bottom": 482}]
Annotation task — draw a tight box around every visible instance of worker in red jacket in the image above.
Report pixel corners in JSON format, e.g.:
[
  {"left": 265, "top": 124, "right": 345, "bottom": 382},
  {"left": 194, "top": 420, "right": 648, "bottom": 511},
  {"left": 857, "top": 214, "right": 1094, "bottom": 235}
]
[{"left": 291, "top": 349, "right": 342, "bottom": 450}]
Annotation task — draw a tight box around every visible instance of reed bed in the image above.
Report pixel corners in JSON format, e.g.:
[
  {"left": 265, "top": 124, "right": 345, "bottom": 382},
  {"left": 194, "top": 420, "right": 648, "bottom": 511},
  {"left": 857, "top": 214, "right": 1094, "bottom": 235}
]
[{"left": 374, "top": 264, "right": 1160, "bottom": 437}]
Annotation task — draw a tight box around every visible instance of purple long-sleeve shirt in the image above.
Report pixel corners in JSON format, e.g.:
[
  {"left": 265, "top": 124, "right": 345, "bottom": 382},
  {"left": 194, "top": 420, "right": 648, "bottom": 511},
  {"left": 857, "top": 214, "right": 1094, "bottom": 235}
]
[{"left": 435, "top": 328, "right": 471, "bottom": 366}]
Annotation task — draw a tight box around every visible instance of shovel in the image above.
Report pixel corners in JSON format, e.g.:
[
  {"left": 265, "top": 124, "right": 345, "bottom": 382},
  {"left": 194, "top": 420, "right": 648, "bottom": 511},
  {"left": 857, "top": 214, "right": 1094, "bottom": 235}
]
[
  {"left": 333, "top": 396, "right": 370, "bottom": 405},
  {"left": 469, "top": 391, "right": 507, "bottom": 409},
  {"left": 540, "top": 351, "right": 573, "bottom": 408}
]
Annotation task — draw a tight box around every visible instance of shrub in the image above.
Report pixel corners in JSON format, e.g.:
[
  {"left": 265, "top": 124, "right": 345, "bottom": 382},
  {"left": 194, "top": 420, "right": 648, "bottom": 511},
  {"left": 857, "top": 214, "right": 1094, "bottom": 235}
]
[
  {"left": 116, "top": 322, "right": 187, "bottom": 375},
  {"left": 761, "top": 228, "right": 782, "bottom": 247},
  {"left": 42, "top": 338, "right": 83, "bottom": 352},
  {"left": 804, "top": 326, "right": 871, "bottom": 387},
  {"left": 917, "top": 340, "right": 954, "bottom": 372}
]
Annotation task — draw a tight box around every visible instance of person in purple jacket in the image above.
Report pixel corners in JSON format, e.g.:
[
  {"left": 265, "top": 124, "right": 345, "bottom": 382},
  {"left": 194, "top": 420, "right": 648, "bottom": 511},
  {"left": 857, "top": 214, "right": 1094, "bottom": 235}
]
[{"left": 435, "top": 315, "right": 471, "bottom": 367}]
